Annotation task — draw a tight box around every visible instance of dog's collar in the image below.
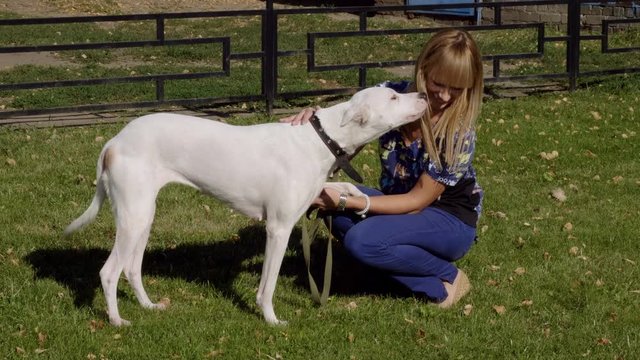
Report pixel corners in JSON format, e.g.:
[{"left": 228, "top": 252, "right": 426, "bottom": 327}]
[{"left": 309, "top": 113, "right": 363, "bottom": 183}]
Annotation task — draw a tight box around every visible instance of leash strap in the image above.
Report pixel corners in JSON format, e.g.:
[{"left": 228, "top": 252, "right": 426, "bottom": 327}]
[
  {"left": 301, "top": 213, "right": 333, "bottom": 306},
  {"left": 309, "top": 114, "right": 363, "bottom": 183}
]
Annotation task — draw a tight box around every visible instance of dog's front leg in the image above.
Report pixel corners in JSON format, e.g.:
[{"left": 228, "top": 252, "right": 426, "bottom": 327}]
[{"left": 256, "top": 221, "right": 294, "bottom": 325}]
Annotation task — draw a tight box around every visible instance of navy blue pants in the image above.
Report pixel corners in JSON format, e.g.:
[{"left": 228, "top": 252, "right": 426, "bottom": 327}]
[{"left": 329, "top": 186, "right": 476, "bottom": 302}]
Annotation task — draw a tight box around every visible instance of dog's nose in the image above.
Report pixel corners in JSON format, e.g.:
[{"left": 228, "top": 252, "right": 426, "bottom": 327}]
[{"left": 418, "top": 92, "right": 427, "bottom": 99}]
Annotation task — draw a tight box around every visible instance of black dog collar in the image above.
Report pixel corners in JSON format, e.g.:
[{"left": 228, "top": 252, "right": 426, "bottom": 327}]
[{"left": 309, "top": 113, "right": 363, "bottom": 183}]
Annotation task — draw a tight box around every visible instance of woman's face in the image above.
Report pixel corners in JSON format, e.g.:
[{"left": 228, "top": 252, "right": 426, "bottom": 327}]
[{"left": 426, "top": 75, "right": 465, "bottom": 112}]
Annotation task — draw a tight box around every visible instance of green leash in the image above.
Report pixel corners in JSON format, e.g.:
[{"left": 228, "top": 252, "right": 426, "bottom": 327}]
[{"left": 301, "top": 213, "right": 334, "bottom": 306}]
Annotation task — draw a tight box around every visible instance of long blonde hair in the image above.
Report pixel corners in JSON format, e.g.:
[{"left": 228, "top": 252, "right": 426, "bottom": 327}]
[{"left": 414, "top": 29, "right": 483, "bottom": 170}]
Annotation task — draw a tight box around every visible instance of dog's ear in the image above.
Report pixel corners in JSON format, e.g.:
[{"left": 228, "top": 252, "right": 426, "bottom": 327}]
[{"left": 340, "top": 104, "right": 371, "bottom": 127}]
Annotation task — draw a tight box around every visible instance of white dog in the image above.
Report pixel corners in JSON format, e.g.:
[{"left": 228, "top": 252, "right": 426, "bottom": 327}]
[{"left": 64, "top": 86, "right": 427, "bottom": 326}]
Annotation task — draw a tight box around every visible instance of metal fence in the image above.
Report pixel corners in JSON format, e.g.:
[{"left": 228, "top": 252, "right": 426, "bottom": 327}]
[{"left": 0, "top": 0, "right": 639, "bottom": 121}]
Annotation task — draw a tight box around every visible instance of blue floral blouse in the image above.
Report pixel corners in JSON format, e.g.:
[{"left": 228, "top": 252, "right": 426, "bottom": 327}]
[{"left": 376, "top": 81, "right": 483, "bottom": 227}]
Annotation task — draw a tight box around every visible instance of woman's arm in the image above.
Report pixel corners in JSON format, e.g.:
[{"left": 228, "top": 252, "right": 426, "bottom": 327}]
[{"left": 314, "top": 173, "right": 445, "bottom": 215}]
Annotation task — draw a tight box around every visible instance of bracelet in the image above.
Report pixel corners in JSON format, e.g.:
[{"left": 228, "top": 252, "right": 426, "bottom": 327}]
[
  {"left": 354, "top": 194, "right": 370, "bottom": 218},
  {"left": 337, "top": 192, "right": 348, "bottom": 211}
]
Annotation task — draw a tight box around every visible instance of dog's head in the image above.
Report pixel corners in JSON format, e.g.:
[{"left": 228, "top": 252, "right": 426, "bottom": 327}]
[
  {"left": 339, "top": 86, "right": 428, "bottom": 141},
  {"left": 342, "top": 87, "right": 427, "bottom": 127}
]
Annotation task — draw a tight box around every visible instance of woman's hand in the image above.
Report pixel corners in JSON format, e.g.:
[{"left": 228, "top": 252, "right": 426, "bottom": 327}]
[
  {"left": 311, "top": 187, "right": 341, "bottom": 210},
  {"left": 279, "top": 107, "right": 318, "bottom": 126}
]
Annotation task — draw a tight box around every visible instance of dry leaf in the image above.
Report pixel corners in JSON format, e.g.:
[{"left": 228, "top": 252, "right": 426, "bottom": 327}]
[
  {"left": 347, "top": 333, "right": 355, "bottom": 343},
  {"left": 521, "top": 299, "right": 533, "bottom": 307},
  {"left": 463, "top": 304, "right": 473, "bottom": 316},
  {"left": 493, "top": 305, "right": 506, "bottom": 315},
  {"left": 94, "top": 136, "right": 104, "bottom": 142},
  {"left": 38, "top": 332, "right": 47, "bottom": 347},
  {"left": 595, "top": 279, "right": 604, "bottom": 287},
  {"left": 514, "top": 267, "right": 526, "bottom": 275},
  {"left": 539, "top": 151, "right": 559, "bottom": 160},
  {"left": 596, "top": 338, "right": 611, "bottom": 346},
  {"left": 88, "top": 320, "right": 105, "bottom": 333},
  {"left": 612, "top": 176, "right": 624, "bottom": 184},
  {"left": 486, "top": 279, "right": 498, "bottom": 286},
  {"left": 563, "top": 222, "right": 573, "bottom": 232},
  {"left": 206, "top": 349, "right": 223, "bottom": 358},
  {"left": 551, "top": 188, "right": 567, "bottom": 202},
  {"left": 569, "top": 246, "right": 580, "bottom": 256},
  {"left": 345, "top": 301, "right": 357, "bottom": 311},
  {"left": 590, "top": 111, "right": 602, "bottom": 120},
  {"left": 489, "top": 265, "right": 500, "bottom": 271},
  {"left": 6, "top": 158, "right": 16, "bottom": 166},
  {"left": 584, "top": 150, "right": 597, "bottom": 158}
]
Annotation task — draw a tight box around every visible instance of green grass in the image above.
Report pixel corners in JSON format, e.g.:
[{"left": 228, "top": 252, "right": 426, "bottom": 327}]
[{"left": 1, "top": 74, "right": 639, "bottom": 359}]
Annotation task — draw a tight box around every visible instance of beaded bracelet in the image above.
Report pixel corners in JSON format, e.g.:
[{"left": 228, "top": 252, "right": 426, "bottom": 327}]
[{"left": 354, "top": 194, "right": 370, "bottom": 218}]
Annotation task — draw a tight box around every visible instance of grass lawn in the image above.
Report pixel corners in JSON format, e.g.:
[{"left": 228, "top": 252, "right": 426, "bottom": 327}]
[
  {"left": 1, "top": 7, "right": 640, "bottom": 359},
  {"left": 1, "top": 74, "right": 639, "bottom": 359}
]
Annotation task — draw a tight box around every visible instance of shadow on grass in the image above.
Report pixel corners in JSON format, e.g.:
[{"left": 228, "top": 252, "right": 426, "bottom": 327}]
[{"left": 25, "top": 224, "right": 410, "bottom": 318}]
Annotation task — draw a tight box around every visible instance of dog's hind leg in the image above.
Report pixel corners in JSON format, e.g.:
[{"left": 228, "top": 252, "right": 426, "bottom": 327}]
[
  {"left": 100, "top": 159, "right": 161, "bottom": 326},
  {"left": 123, "top": 202, "right": 168, "bottom": 311},
  {"left": 256, "top": 220, "right": 295, "bottom": 325}
]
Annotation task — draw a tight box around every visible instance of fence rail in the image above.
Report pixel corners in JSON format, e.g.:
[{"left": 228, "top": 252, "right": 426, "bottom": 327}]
[{"left": 0, "top": 0, "right": 638, "bottom": 121}]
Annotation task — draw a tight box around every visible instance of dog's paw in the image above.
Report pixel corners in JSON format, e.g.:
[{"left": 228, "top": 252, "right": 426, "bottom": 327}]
[{"left": 110, "top": 317, "right": 131, "bottom": 327}]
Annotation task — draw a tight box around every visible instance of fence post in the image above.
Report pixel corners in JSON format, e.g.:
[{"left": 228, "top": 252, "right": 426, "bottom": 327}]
[
  {"left": 263, "top": 0, "right": 276, "bottom": 114},
  {"left": 567, "top": 0, "right": 580, "bottom": 91}
]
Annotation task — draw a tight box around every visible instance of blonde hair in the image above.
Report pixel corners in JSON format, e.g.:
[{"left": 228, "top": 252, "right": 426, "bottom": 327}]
[{"left": 414, "top": 29, "right": 483, "bottom": 170}]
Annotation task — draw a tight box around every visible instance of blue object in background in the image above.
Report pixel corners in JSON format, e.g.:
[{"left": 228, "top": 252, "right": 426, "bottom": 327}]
[{"left": 406, "top": 0, "right": 477, "bottom": 17}]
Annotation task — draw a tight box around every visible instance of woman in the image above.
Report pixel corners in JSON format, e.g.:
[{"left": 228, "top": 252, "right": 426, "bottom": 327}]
[{"left": 282, "top": 28, "right": 483, "bottom": 308}]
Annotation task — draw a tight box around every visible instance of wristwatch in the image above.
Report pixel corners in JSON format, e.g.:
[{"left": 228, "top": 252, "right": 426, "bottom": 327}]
[{"left": 337, "top": 193, "right": 348, "bottom": 211}]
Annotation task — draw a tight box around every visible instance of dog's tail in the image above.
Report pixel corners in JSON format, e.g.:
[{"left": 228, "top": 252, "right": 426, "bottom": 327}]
[{"left": 63, "top": 146, "right": 111, "bottom": 236}]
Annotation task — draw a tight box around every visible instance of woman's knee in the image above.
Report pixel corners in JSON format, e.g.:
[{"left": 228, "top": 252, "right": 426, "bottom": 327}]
[{"left": 343, "top": 225, "right": 384, "bottom": 261}]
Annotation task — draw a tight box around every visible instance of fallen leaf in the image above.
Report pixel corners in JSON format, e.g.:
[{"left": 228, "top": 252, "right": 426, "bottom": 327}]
[
  {"left": 595, "top": 279, "right": 604, "bottom": 287},
  {"left": 345, "top": 301, "right": 357, "bottom": 311},
  {"left": 205, "top": 349, "right": 223, "bottom": 358},
  {"left": 584, "top": 150, "right": 597, "bottom": 158},
  {"left": 38, "top": 332, "right": 47, "bottom": 348},
  {"left": 6, "top": 158, "right": 16, "bottom": 166},
  {"left": 347, "top": 333, "right": 355, "bottom": 343},
  {"left": 94, "top": 136, "right": 104, "bottom": 142},
  {"left": 463, "top": 304, "right": 473, "bottom": 316},
  {"left": 569, "top": 246, "right": 580, "bottom": 256},
  {"left": 514, "top": 267, "right": 526, "bottom": 275},
  {"left": 596, "top": 337, "right": 611, "bottom": 346},
  {"left": 590, "top": 111, "right": 602, "bottom": 120},
  {"left": 539, "top": 150, "right": 559, "bottom": 160},
  {"left": 563, "top": 222, "right": 573, "bottom": 232},
  {"left": 551, "top": 188, "right": 567, "bottom": 202},
  {"left": 521, "top": 299, "right": 533, "bottom": 306},
  {"left": 493, "top": 305, "right": 506, "bottom": 315},
  {"left": 89, "top": 320, "right": 105, "bottom": 333},
  {"left": 612, "top": 176, "right": 624, "bottom": 184}
]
